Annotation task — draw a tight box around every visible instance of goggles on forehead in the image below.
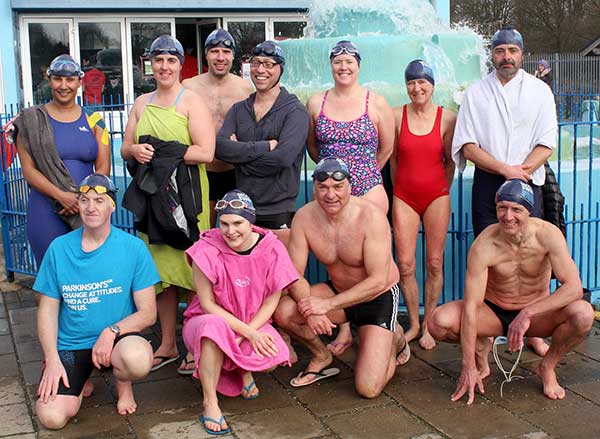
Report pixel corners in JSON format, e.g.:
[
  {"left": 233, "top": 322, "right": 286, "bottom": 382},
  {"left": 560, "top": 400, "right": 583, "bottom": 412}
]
[
  {"left": 313, "top": 170, "right": 350, "bottom": 182},
  {"left": 252, "top": 43, "right": 283, "bottom": 58},
  {"left": 215, "top": 199, "right": 250, "bottom": 211},
  {"left": 330, "top": 42, "right": 360, "bottom": 58},
  {"left": 79, "top": 185, "right": 114, "bottom": 195},
  {"left": 47, "top": 59, "right": 84, "bottom": 78},
  {"left": 150, "top": 49, "right": 182, "bottom": 57},
  {"left": 206, "top": 37, "right": 234, "bottom": 49}
]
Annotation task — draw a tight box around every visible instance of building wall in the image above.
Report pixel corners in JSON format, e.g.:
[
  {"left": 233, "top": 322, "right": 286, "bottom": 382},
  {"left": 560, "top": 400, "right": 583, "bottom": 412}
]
[{"left": 1, "top": 0, "right": 19, "bottom": 107}]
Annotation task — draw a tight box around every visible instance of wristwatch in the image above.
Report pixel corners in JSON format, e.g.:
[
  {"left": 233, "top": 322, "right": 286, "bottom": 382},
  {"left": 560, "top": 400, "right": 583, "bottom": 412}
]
[{"left": 109, "top": 324, "right": 121, "bottom": 337}]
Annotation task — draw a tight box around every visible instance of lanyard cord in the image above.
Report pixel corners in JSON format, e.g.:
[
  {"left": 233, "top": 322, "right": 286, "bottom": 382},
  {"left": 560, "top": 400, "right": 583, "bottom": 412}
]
[{"left": 492, "top": 336, "right": 525, "bottom": 397}]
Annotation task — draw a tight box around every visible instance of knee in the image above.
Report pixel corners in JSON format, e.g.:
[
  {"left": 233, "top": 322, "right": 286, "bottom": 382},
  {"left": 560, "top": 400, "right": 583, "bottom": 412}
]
[
  {"left": 426, "top": 256, "right": 444, "bottom": 277},
  {"left": 427, "top": 307, "right": 455, "bottom": 341},
  {"left": 355, "top": 379, "right": 384, "bottom": 399},
  {"left": 273, "top": 296, "right": 297, "bottom": 328},
  {"left": 36, "top": 402, "right": 76, "bottom": 430},
  {"left": 568, "top": 300, "right": 595, "bottom": 334},
  {"left": 397, "top": 259, "right": 416, "bottom": 279},
  {"left": 113, "top": 339, "right": 153, "bottom": 380}
]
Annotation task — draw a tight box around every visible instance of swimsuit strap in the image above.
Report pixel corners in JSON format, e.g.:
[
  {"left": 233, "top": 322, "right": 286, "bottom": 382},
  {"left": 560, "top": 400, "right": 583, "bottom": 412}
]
[
  {"left": 173, "top": 87, "right": 186, "bottom": 106},
  {"left": 364, "top": 90, "right": 370, "bottom": 114},
  {"left": 319, "top": 90, "right": 330, "bottom": 115},
  {"left": 400, "top": 104, "right": 408, "bottom": 134},
  {"left": 433, "top": 105, "right": 443, "bottom": 132},
  {"left": 148, "top": 92, "right": 156, "bottom": 104}
]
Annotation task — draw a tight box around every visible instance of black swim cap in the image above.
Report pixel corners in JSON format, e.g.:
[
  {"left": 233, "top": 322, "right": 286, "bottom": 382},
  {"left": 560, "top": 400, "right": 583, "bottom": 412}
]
[{"left": 495, "top": 179, "right": 534, "bottom": 212}]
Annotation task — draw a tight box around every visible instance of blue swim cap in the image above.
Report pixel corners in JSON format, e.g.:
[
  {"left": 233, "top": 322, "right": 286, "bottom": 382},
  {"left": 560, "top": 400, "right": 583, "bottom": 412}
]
[
  {"left": 495, "top": 179, "right": 534, "bottom": 212},
  {"left": 492, "top": 27, "right": 524, "bottom": 50},
  {"left": 205, "top": 29, "right": 236, "bottom": 53},
  {"left": 251, "top": 41, "right": 285, "bottom": 67},
  {"left": 405, "top": 59, "right": 435, "bottom": 85},
  {"left": 215, "top": 190, "right": 256, "bottom": 224},
  {"left": 47, "top": 54, "right": 84, "bottom": 79},
  {"left": 148, "top": 35, "right": 184, "bottom": 64},
  {"left": 79, "top": 173, "right": 117, "bottom": 205},
  {"left": 329, "top": 40, "right": 362, "bottom": 65}
]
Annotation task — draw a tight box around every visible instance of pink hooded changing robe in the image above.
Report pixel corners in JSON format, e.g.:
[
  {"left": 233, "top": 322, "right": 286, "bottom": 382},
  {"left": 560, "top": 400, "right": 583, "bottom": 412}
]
[{"left": 183, "top": 226, "right": 299, "bottom": 396}]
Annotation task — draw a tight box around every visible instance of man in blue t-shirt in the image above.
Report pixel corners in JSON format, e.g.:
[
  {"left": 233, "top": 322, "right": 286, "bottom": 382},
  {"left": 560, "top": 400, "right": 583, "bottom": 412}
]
[{"left": 34, "top": 174, "right": 160, "bottom": 430}]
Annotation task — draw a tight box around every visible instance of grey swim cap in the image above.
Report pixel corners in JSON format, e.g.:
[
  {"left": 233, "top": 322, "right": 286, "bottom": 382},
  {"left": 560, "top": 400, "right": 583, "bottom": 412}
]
[
  {"left": 492, "top": 27, "right": 524, "bottom": 50},
  {"left": 149, "top": 35, "right": 185, "bottom": 64}
]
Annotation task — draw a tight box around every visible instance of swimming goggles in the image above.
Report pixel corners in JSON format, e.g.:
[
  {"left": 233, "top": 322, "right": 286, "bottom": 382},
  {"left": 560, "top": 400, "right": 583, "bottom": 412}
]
[
  {"left": 149, "top": 49, "right": 182, "bottom": 57},
  {"left": 79, "top": 184, "right": 115, "bottom": 195},
  {"left": 329, "top": 41, "right": 361, "bottom": 61},
  {"left": 251, "top": 42, "right": 284, "bottom": 60},
  {"left": 313, "top": 170, "right": 350, "bottom": 182},
  {"left": 47, "top": 56, "right": 84, "bottom": 78},
  {"left": 215, "top": 199, "right": 250, "bottom": 210},
  {"left": 205, "top": 37, "right": 234, "bottom": 49}
]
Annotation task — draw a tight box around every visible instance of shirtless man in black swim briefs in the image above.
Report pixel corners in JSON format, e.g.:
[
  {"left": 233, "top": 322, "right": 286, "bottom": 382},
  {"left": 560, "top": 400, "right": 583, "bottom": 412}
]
[
  {"left": 274, "top": 157, "right": 409, "bottom": 398},
  {"left": 428, "top": 179, "right": 594, "bottom": 404}
]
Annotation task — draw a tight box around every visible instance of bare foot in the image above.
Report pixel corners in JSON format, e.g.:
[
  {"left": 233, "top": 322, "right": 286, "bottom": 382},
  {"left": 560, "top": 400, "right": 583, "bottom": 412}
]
[
  {"left": 395, "top": 325, "right": 411, "bottom": 366},
  {"left": 327, "top": 323, "right": 353, "bottom": 356},
  {"left": 418, "top": 331, "right": 437, "bottom": 350},
  {"left": 82, "top": 379, "right": 94, "bottom": 398},
  {"left": 291, "top": 352, "right": 333, "bottom": 386},
  {"left": 202, "top": 401, "right": 228, "bottom": 434},
  {"left": 536, "top": 361, "right": 566, "bottom": 400},
  {"left": 404, "top": 324, "right": 420, "bottom": 344},
  {"left": 527, "top": 337, "right": 550, "bottom": 357},
  {"left": 115, "top": 379, "right": 137, "bottom": 415},
  {"left": 279, "top": 330, "right": 298, "bottom": 364},
  {"left": 476, "top": 337, "right": 492, "bottom": 380},
  {"left": 241, "top": 372, "right": 259, "bottom": 399}
]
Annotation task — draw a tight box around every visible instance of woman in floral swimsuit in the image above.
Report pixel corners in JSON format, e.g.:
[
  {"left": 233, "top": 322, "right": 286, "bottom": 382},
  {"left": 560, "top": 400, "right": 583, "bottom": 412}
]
[{"left": 305, "top": 40, "right": 395, "bottom": 357}]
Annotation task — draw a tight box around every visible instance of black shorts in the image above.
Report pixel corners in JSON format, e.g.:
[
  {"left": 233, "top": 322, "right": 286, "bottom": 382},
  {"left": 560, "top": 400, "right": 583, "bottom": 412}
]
[
  {"left": 484, "top": 299, "right": 520, "bottom": 336},
  {"left": 48, "top": 332, "right": 146, "bottom": 396},
  {"left": 325, "top": 280, "right": 400, "bottom": 332},
  {"left": 255, "top": 212, "right": 295, "bottom": 230},
  {"left": 207, "top": 169, "right": 236, "bottom": 201}
]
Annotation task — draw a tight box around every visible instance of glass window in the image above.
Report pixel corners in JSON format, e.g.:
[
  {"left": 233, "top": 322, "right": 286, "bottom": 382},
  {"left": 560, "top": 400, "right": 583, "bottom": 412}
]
[
  {"left": 28, "top": 23, "right": 70, "bottom": 105},
  {"left": 273, "top": 21, "right": 307, "bottom": 41},
  {"left": 226, "top": 21, "right": 266, "bottom": 77},
  {"left": 78, "top": 22, "right": 123, "bottom": 109},
  {"left": 130, "top": 22, "right": 171, "bottom": 98}
]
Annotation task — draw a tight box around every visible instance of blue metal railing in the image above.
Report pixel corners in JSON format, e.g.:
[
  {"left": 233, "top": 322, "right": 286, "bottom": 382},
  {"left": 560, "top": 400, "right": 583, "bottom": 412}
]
[{"left": 1, "top": 101, "right": 599, "bottom": 302}]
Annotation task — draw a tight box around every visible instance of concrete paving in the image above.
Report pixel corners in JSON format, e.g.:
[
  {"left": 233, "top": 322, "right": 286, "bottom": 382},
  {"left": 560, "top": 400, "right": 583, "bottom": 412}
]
[{"left": 1, "top": 279, "right": 600, "bottom": 439}]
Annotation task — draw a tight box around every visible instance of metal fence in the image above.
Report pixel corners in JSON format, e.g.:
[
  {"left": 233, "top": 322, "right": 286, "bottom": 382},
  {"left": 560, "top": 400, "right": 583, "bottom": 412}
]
[
  {"left": 524, "top": 53, "right": 600, "bottom": 122},
  {"left": 1, "top": 101, "right": 599, "bottom": 303}
]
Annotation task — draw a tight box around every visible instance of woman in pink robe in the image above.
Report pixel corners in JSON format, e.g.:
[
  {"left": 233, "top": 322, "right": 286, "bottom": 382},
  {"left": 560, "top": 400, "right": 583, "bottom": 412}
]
[{"left": 182, "top": 190, "right": 298, "bottom": 435}]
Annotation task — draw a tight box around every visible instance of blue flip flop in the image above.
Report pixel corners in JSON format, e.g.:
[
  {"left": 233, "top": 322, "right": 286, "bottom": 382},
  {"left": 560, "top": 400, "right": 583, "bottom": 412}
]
[
  {"left": 199, "top": 415, "right": 231, "bottom": 436},
  {"left": 240, "top": 379, "right": 260, "bottom": 400}
]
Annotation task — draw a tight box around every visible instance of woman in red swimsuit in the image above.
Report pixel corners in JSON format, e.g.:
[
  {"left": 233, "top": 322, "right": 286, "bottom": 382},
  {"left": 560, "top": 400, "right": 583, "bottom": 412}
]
[{"left": 391, "top": 60, "right": 456, "bottom": 350}]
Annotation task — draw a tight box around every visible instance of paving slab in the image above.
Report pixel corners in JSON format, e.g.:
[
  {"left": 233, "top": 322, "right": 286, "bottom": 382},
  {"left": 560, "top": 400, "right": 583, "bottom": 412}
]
[
  {"left": 426, "top": 402, "right": 540, "bottom": 439},
  {"left": 14, "top": 339, "right": 43, "bottom": 363},
  {"left": 324, "top": 404, "right": 436, "bottom": 439},
  {"left": 0, "top": 376, "right": 26, "bottom": 406},
  {"left": 433, "top": 357, "right": 534, "bottom": 385},
  {"left": 1, "top": 434, "right": 37, "bottom": 439},
  {"left": 81, "top": 376, "right": 116, "bottom": 408},
  {"left": 218, "top": 373, "right": 298, "bottom": 414},
  {"left": 20, "top": 360, "right": 42, "bottom": 386},
  {"left": 573, "top": 334, "right": 600, "bottom": 361},
  {"left": 520, "top": 398, "right": 600, "bottom": 439},
  {"left": 8, "top": 306, "right": 37, "bottom": 326},
  {"left": 229, "top": 405, "right": 327, "bottom": 439},
  {"left": 128, "top": 377, "right": 203, "bottom": 415},
  {"left": 291, "top": 377, "right": 392, "bottom": 416},
  {"left": 271, "top": 357, "right": 353, "bottom": 386},
  {"left": 36, "top": 403, "right": 131, "bottom": 439},
  {"left": 389, "top": 356, "right": 447, "bottom": 384},
  {"left": 0, "top": 317, "right": 9, "bottom": 335},
  {"left": 520, "top": 353, "right": 600, "bottom": 386},
  {"left": 0, "top": 352, "right": 19, "bottom": 377},
  {"left": 484, "top": 375, "right": 582, "bottom": 414},
  {"left": 2, "top": 403, "right": 35, "bottom": 436},
  {"left": 0, "top": 334, "right": 14, "bottom": 355},
  {"left": 129, "top": 406, "right": 215, "bottom": 439},
  {"left": 10, "top": 322, "right": 38, "bottom": 344},
  {"left": 411, "top": 341, "right": 463, "bottom": 364},
  {"left": 566, "top": 379, "right": 600, "bottom": 404},
  {"left": 386, "top": 376, "right": 488, "bottom": 415}
]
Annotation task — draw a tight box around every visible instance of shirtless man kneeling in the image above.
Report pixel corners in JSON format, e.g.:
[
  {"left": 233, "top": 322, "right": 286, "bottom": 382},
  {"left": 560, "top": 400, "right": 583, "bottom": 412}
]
[
  {"left": 428, "top": 179, "right": 594, "bottom": 404},
  {"left": 274, "top": 157, "right": 409, "bottom": 398}
]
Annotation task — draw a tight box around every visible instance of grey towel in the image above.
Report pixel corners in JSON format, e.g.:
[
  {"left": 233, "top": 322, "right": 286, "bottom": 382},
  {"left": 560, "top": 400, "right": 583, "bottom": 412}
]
[{"left": 13, "top": 105, "right": 82, "bottom": 229}]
